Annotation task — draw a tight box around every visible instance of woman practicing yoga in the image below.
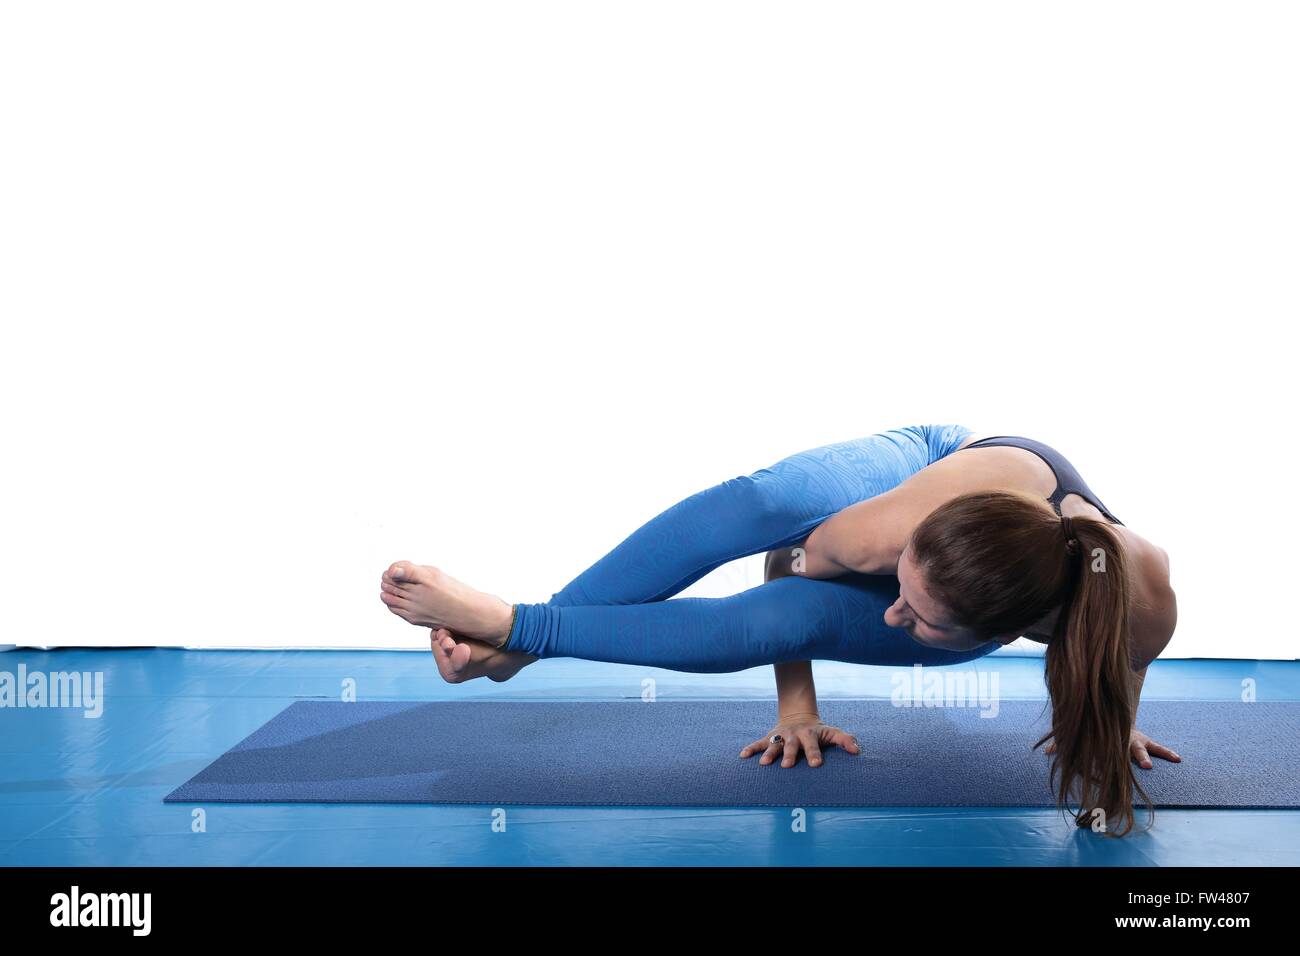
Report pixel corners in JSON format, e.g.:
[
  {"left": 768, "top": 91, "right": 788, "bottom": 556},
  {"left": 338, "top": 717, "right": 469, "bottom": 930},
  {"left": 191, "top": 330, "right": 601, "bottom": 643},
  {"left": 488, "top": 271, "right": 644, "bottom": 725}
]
[{"left": 379, "top": 424, "right": 1179, "bottom": 836}]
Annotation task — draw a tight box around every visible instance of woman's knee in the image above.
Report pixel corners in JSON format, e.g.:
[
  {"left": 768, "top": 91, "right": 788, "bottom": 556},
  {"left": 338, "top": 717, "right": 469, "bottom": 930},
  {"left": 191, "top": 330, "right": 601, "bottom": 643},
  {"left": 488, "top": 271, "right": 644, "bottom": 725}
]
[
  {"left": 737, "top": 576, "right": 837, "bottom": 638},
  {"left": 740, "top": 472, "right": 821, "bottom": 541}
]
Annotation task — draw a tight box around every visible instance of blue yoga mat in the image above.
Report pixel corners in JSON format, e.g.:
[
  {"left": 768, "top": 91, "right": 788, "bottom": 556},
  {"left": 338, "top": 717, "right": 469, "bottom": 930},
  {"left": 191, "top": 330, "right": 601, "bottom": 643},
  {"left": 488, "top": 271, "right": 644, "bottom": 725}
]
[{"left": 163, "top": 699, "right": 1299, "bottom": 808}]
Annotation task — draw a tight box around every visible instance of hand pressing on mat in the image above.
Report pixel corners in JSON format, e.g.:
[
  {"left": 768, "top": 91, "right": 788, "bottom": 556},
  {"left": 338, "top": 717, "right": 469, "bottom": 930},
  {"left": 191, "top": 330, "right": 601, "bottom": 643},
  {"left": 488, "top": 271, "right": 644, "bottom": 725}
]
[
  {"left": 1042, "top": 729, "right": 1181, "bottom": 770},
  {"left": 1126, "top": 728, "right": 1181, "bottom": 769},
  {"left": 429, "top": 627, "right": 537, "bottom": 684},
  {"left": 739, "top": 714, "right": 861, "bottom": 768}
]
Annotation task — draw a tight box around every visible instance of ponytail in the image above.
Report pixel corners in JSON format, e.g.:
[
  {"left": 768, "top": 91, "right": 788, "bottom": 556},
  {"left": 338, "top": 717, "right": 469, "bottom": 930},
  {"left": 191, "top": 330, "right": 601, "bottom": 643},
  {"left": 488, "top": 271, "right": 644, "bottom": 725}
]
[
  {"left": 910, "top": 490, "right": 1154, "bottom": 837},
  {"left": 1034, "top": 516, "right": 1154, "bottom": 837}
]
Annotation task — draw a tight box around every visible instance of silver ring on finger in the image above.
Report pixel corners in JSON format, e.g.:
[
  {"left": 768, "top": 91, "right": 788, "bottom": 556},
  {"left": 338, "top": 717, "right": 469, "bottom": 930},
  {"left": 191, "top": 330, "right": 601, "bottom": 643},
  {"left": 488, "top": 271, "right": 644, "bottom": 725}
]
[{"left": 769, "top": 734, "right": 784, "bottom": 745}]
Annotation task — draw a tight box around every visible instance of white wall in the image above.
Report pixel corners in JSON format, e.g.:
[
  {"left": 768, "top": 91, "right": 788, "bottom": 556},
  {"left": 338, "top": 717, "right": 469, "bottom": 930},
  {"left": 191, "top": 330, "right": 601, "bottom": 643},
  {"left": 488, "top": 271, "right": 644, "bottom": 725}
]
[{"left": 2, "top": 1, "right": 1295, "bottom": 659}]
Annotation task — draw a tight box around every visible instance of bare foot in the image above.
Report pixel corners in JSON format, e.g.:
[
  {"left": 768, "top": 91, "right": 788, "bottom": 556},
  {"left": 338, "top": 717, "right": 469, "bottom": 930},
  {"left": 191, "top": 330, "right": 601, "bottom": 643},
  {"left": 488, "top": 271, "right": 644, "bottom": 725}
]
[
  {"left": 430, "top": 627, "right": 537, "bottom": 683},
  {"left": 379, "top": 561, "right": 513, "bottom": 647}
]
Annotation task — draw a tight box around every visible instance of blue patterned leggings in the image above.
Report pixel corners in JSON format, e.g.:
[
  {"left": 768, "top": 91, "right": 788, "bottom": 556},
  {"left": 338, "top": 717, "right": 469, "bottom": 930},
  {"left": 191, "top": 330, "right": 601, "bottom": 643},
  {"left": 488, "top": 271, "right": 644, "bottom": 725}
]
[{"left": 503, "top": 424, "right": 1001, "bottom": 672}]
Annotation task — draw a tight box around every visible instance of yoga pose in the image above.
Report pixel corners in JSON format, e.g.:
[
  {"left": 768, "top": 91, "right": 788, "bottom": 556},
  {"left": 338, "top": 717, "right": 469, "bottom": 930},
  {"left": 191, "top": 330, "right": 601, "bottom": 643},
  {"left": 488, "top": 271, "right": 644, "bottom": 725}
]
[{"left": 379, "top": 424, "right": 1179, "bottom": 836}]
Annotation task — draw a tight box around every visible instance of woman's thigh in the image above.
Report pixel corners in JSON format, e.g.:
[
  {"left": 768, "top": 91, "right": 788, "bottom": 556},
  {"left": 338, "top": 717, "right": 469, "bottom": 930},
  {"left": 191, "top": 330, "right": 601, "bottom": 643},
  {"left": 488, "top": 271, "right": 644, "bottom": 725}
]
[
  {"left": 545, "top": 423, "right": 973, "bottom": 608},
  {"left": 742, "top": 573, "right": 1000, "bottom": 668}
]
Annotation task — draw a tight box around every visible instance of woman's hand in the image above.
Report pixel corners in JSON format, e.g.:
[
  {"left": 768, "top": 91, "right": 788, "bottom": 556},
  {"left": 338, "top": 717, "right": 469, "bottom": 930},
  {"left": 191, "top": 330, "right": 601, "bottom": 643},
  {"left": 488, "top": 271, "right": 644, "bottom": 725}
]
[
  {"left": 1126, "top": 727, "right": 1181, "bottom": 769},
  {"left": 1042, "top": 729, "right": 1181, "bottom": 769},
  {"left": 739, "top": 713, "right": 861, "bottom": 768}
]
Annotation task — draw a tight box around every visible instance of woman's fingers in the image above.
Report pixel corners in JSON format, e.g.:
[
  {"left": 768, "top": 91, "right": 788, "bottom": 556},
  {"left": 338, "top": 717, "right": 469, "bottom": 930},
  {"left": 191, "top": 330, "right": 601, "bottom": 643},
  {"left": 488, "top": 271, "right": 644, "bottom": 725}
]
[
  {"left": 741, "top": 726, "right": 1180, "bottom": 771},
  {"left": 1144, "top": 740, "right": 1182, "bottom": 763},
  {"left": 751, "top": 737, "right": 786, "bottom": 759},
  {"left": 1154, "top": 738, "right": 1185, "bottom": 764},
  {"left": 800, "top": 732, "right": 823, "bottom": 767},
  {"left": 738, "top": 735, "right": 804, "bottom": 766},
  {"left": 1131, "top": 739, "right": 1154, "bottom": 769},
  {"left": 1129, "top": 731, "right": 1181, "bottom": 769},
  {"left": 740, "top": 723, "right": 858, "bottom": 767},
  {"left": 747, "top": 737, "right": 783, "bottom": 765},
  {"left": 826, "top": 728, "right": 860, "bottom": 755}
]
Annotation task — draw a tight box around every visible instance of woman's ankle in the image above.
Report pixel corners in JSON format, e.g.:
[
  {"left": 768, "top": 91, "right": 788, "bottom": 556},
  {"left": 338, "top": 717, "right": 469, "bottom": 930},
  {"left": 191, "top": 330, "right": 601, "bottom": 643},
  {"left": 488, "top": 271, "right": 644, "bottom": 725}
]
[{"left": 494, "top": 603, "right": 518, "bottom": 650}]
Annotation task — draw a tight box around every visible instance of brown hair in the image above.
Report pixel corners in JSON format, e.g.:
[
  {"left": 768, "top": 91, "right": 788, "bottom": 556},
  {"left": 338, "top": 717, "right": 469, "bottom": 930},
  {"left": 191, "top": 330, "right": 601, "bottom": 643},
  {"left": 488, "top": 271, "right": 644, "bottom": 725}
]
[{"left": 908, "top": 489, "right": 1152, "bottom": 837}]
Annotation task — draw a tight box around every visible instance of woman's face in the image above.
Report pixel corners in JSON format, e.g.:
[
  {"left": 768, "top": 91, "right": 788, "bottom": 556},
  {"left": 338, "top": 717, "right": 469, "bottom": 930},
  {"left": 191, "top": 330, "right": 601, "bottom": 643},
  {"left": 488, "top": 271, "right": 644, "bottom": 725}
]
[{"left": 886, "top": 543, "right": 1012, "bottom": 652}]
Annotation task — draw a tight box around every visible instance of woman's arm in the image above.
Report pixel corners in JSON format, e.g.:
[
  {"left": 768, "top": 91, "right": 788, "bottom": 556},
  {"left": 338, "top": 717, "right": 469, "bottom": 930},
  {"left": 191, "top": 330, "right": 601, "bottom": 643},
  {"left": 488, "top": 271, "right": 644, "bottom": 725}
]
[
  {"left": 767, "top": 493, "right": 914, "bottom": 580},
  {"left": 744, "top": 551, "right": 863, "bottom": 767},
  {"left": 774, "top": 660, "right": 820, "bottom": 720},
  {"left": 1123, "top": 532, "right": 1177, "bottom": 670},
  {"left": 1130, "top": 665, "right": 1148, "bottom": 708},
  {"left": 1122, "top": 538, "right": 1181, "bottom": 763},
  {"left": 799, "top": 472, "right": 963, "bottom": 578},
  {"left": 762, "top": 549, "right": 822, "bottom": 716},
  {"left": 763, "top": 534, "right": 851, "bottom": 581}
]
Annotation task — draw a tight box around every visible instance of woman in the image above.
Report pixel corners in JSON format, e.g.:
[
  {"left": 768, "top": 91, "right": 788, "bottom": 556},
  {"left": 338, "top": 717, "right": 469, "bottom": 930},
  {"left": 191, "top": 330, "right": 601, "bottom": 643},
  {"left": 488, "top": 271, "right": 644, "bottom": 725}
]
[{"left": 379, "top": 424, "right": 1179, "bottom": 837}]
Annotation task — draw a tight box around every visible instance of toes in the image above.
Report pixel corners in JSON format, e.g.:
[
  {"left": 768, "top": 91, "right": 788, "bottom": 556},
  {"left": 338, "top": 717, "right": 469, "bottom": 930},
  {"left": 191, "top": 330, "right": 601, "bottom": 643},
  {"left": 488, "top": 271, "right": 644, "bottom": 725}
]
[
  {"left": 430, "top": 631, "right": 466, "bottom": 684},
  {"left": 406, "top": 563, "right": 441, "bottom": 588},
  {"left": 429, "top": 628, "right": 480, "bottom": 683},
  {"left": 388, "top": 561, "right": 441, "bottom": 590},
  {"left": 432, "top": 627, "right": 455, "bottom": 651},
  {"left": 380, "top": 591, "right": 413, "bottom": 621},
  {"left": 448, "top": 641, "right": 472, "bottom": 675}
]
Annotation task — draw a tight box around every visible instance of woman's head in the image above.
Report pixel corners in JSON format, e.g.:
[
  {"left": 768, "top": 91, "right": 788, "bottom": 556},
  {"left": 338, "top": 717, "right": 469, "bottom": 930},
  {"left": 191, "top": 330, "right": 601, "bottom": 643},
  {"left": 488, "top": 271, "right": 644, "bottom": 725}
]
[
  {"left": 885, "top": 544, "right": 999, "bottom": 652},
  {"left": 895, "top": 489, "right": 1154, "bottom": 838},
  {"left": 889, "top": 489, "right": 1081, "bottom": 649}
]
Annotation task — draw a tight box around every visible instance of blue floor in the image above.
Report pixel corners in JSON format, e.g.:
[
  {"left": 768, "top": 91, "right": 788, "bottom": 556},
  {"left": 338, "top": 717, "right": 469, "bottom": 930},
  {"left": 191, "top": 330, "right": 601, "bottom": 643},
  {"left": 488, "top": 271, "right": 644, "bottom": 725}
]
[{"left": 2, "top": 648, "right": 1297, "bottom": 866}]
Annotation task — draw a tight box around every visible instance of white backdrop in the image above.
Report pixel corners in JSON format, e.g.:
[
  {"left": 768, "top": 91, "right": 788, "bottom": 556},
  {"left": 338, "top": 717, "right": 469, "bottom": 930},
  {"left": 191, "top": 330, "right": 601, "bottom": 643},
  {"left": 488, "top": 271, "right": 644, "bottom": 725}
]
[{"left": 2, "top": 1, "right": 1295, "bottom": 659}]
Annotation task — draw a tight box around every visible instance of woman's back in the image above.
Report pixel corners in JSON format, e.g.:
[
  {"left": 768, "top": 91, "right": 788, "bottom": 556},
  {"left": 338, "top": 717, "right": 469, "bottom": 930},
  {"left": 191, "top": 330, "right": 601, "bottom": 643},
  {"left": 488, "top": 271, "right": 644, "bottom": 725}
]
[
  {"left": 808, "top": 431, "right": 1123, "bottom": 574},
  {"left": 957, "top": 434, "right": 1123, "bottom": 524},
  {"left": 799, "top": 429, "right": 1170, "bottom": 659}
]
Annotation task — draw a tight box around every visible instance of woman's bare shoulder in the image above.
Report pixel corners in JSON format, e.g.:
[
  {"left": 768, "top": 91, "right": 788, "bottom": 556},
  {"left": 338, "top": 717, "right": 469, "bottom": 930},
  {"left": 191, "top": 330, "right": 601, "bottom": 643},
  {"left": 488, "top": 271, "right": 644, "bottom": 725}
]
[
  {"left": 1109, "top": 526, "right": 1177, "bottom": 667},
  {"left": 821, "top": 449, "right": 1042, "bottom": 573}
]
